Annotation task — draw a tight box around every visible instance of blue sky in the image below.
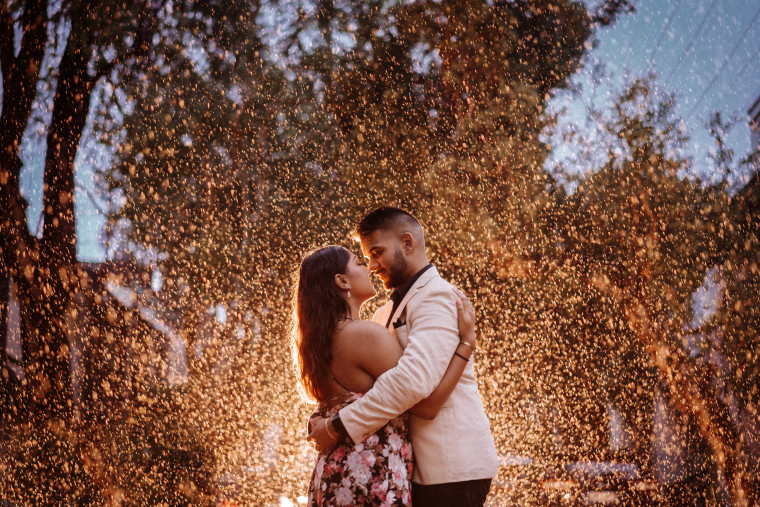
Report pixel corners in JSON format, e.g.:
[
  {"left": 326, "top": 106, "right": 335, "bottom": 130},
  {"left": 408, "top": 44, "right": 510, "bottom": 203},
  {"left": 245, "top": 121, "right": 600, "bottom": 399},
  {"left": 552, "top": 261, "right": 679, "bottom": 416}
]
[
  {"left": 551, "top": 0, "right": 760, "bottom": 182},
  {"left": 17, "top": 0, "right": 760, "bottom": 261}
]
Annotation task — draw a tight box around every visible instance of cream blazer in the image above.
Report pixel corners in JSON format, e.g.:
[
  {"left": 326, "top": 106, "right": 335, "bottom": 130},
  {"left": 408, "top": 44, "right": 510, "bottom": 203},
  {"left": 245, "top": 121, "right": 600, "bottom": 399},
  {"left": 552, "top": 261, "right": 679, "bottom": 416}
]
[{"left": 339, "top": 267, "right": 499, "bottom": 485}]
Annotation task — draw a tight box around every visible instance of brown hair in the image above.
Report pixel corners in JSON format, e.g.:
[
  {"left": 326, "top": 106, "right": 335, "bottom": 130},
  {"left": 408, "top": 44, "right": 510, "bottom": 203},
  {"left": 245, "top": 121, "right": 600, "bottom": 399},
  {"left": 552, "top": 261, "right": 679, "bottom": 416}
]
[{"left": 291, "top": 245, "right": 351, "bottom": 403}]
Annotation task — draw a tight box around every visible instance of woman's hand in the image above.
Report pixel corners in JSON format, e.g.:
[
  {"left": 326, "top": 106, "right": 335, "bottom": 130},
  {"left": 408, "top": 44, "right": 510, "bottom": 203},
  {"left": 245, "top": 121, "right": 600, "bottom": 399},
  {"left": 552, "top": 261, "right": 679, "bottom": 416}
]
[
  {"left": 307, "top": 415, "right": 340, "bottom": 454},
  {"left": 452, "top": 286, "right": 476, "bottom": 348}
]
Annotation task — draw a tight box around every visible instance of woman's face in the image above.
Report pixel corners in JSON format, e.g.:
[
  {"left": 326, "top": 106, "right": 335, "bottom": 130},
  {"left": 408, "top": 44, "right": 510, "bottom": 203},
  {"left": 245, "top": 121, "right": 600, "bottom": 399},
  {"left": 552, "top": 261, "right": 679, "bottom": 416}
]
[{"left": 343, "top": 252, "right": 376, "bottom": 303}]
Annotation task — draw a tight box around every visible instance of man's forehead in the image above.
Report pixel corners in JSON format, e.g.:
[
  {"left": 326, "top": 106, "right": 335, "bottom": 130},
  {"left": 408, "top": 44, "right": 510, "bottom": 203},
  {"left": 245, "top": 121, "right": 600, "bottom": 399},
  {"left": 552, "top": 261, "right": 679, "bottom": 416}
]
[{"left": 360, "top": 229, "right": 393, "bottom": 251}]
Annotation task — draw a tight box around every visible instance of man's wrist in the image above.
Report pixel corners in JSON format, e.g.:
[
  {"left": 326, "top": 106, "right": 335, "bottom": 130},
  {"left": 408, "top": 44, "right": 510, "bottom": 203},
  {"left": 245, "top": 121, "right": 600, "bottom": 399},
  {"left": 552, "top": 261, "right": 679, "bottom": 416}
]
[{"left": 331, "top": 414, "right": 348, "bottom": 438}]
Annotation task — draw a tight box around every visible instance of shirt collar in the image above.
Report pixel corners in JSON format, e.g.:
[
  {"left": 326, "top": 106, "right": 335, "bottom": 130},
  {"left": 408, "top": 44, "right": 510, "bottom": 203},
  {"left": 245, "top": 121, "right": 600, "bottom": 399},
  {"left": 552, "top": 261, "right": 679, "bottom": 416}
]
[{"left": 389, "top": 263, "right": 434, "bottom": 307}]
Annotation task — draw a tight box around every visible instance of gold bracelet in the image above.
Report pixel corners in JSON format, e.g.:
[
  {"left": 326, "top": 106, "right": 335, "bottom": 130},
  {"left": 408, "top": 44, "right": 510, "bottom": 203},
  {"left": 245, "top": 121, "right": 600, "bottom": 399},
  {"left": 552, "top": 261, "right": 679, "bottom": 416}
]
[{"left": 324, "top": 418, "right": 338, "bottom": 440}]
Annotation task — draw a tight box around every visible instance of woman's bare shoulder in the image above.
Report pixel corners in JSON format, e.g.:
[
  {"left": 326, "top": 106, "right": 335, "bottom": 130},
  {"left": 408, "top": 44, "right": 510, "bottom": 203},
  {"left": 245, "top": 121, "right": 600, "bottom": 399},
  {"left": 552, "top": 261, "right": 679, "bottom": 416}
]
[
  {"left": 351, "top": 319, "right": 388, "bottom": 332},
  {"left": 334, "top": 320, "right": 392, "bottom": 346},
  {"left": 333, "top": 319, "right": 402, "bottom": 373}
]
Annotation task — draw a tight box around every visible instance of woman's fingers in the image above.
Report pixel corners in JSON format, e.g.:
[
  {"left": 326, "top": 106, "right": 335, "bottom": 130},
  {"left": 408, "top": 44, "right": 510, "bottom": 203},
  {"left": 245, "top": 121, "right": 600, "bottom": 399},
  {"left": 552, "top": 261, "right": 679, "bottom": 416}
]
[
  {"left": 452, "top": 287, "right": 474, "bottom": 314},
  {"left": 451, "top": 286, "right": 469, "bottom": 303}
]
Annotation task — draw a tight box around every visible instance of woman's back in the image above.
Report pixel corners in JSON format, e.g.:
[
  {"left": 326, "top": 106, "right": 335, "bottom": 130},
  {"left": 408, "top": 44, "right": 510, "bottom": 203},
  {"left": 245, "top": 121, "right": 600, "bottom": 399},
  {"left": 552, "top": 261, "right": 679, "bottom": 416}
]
[
  {"left": 326, "top": 319, "right": 401, "bottom": 399},
  {"left": 309, "top": 319, "right": 414, "bottom": 506}
]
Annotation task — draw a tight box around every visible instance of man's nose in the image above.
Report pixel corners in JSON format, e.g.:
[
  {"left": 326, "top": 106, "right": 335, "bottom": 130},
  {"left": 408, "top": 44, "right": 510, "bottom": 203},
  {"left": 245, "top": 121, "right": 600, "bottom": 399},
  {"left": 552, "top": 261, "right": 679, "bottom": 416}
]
[{"left": 369, "top": 259, "right": 379, "bottom": 271}]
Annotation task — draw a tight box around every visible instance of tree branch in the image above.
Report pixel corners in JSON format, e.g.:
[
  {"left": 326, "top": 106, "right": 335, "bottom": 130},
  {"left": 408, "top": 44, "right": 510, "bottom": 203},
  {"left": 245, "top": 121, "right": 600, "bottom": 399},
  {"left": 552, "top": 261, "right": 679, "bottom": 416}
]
[
  {"left": 92, "top": 2, "right": 154, "bottom": 82},
  {"left": 14, "top": 0, "right": 48, "bottom": 83},
  {"left": 0, "top": 1, "right": 14, "bottom": 75},
  {"left": 0, "top": 0, "right": 48, "bottom": 162},
  {"left": 590, "top": 0, "right": 637, "bottom": 27}
]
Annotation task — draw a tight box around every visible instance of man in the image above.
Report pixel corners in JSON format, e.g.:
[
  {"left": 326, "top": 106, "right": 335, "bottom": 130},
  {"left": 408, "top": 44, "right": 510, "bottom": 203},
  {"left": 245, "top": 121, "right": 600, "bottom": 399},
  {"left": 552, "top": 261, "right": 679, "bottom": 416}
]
[{"left": 308, "top": 206, "right": 498, "bottom": 506}]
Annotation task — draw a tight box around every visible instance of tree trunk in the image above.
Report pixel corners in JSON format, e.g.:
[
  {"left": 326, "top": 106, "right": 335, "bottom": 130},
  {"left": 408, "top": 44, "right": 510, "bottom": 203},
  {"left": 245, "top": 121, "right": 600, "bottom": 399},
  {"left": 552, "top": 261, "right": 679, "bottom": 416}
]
[
  {"left": 652, "top": 338, "right": 758, "bottom": 506},
  {"left": 0, "top": 1, "right": 104, "bottom": 501},
  {"left": 0, "top": 258, "right": 10, "bottom": 454},
  {"left": 0, "top": 0, "right": 47, "bottom": 168},
  {"left": 21, "top": 1, "right": 96, "bottom": 427},
  {"left": 612, "top": 282, "right": 758, "bottom": 506},
  {"left": 0, "top": 0, "right": 48, "bottom": 315}
]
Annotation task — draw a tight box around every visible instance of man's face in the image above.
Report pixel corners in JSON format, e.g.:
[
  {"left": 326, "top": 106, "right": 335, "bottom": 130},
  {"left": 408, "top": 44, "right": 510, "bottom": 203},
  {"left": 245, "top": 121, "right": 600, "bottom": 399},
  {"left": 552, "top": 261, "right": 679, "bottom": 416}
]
[{"left": 360, "top": 229, "right": 408, "bottom": 289}]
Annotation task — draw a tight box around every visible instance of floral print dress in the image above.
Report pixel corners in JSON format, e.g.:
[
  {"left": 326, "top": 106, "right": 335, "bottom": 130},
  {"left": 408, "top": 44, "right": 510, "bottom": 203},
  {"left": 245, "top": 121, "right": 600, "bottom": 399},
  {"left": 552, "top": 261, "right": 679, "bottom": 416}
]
[{"left": 308, "top": 392, "right": 413, "bottom": 506}]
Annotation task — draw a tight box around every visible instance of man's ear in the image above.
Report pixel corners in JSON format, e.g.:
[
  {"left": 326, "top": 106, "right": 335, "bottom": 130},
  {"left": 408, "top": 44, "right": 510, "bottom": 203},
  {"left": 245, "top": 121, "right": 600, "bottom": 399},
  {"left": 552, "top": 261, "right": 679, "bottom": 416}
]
[
  {"left": 400, "top": 232, "right": 414, "bottom": 254},
  {"left": 334, "top": 273, "right": 350, "bottom": 290}
]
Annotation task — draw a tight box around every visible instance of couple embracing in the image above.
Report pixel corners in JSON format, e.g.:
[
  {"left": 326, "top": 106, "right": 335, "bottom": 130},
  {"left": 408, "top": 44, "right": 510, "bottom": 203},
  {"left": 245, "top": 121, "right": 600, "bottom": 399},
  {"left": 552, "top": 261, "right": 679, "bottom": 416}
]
[{"left": 293, "top": 207, "right": 498, "bottom": 506}]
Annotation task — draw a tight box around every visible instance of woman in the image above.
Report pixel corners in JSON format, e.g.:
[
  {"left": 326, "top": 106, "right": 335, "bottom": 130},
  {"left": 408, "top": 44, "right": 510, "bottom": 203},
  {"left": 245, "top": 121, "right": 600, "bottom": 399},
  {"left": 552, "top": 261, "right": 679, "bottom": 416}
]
[{"left": 292, "top": 245, "right": 477, "bottom": 506}]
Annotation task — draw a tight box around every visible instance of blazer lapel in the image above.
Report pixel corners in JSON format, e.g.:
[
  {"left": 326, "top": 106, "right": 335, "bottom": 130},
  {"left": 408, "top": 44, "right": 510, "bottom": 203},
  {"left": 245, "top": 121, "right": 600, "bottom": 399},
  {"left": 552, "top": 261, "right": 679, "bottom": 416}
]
[{"left": 387, "top": 266, "right": 439, "bottom": 330}]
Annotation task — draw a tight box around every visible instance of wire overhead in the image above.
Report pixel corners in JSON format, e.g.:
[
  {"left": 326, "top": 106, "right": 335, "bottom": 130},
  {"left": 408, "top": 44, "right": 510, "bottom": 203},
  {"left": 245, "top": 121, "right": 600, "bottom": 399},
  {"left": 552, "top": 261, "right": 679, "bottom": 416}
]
[
  {"left": 648, "top": 0, "right": 684, "bottom": 64},
  {"left": 732, "top": 49, "right": 759, "bottom": 83},
  {"left": 663, "top": 0, "right": 720, "bottom": 86},
  {"left": 685, "top": 3, "right": 760, "bottom": 120}
]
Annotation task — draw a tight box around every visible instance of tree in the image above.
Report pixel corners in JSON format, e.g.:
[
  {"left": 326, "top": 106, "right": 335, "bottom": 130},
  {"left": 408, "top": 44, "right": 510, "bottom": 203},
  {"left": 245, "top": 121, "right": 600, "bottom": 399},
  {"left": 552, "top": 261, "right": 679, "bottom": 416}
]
[
  {"left": 105, "top": 0, "right": 641, "bottom": 501},
  {"left": 702, "top": 112, "right": 760, "bottom": 499},
  {"left": 1, "top": 0, "right": 156, "bottom": 501},
  {"left": 0, "top": 0, "right": 47, "bottom": 456},
  {"left": 101, "top": 1, "right": 342, "bottom": 500},
  {"left": 555, "top": 78, "right": 757, "bottom": 504}
]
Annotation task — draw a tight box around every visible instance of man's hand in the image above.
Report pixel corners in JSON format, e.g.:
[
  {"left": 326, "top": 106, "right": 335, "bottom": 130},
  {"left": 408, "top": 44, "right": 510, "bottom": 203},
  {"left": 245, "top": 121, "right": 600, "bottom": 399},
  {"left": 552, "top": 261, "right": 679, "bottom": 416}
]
[{"left": 307, "top": 415, "right": 340, "bottom": 454}]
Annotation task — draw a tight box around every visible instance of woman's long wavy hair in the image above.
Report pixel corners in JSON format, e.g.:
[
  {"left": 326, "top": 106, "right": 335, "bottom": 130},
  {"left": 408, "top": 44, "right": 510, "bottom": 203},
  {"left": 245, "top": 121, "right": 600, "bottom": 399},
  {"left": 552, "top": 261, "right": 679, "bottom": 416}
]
[{"left": 291, "top": 246, "right": 351, "bottom": 403}]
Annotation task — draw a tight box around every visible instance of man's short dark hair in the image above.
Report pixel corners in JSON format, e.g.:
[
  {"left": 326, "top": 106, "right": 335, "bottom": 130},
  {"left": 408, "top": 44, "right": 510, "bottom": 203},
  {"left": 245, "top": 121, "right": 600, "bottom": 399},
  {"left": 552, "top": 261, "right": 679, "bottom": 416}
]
[{"left": 356, "top": 206, "right": 421, "bottom": 238}]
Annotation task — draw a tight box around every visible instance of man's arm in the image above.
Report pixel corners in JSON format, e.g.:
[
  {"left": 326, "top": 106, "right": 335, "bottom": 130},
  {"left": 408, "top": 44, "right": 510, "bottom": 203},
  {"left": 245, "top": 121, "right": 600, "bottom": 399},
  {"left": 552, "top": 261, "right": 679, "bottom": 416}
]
[
  {"left": 409, "top": 292, "right": 476, "bottom": 419},
  {"left": 340, "top": 283, "right": 460, "bottom": 443}
]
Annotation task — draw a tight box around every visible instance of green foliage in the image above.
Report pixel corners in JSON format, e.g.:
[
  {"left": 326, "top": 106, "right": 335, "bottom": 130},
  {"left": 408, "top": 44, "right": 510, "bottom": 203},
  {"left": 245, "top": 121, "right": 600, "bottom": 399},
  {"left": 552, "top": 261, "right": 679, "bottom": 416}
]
[
  {"left": 701, "top": 115, "right": 760, "bottom": 410},
  {"left": 562, "top": 78, "right": 715, "bottom": 319}
]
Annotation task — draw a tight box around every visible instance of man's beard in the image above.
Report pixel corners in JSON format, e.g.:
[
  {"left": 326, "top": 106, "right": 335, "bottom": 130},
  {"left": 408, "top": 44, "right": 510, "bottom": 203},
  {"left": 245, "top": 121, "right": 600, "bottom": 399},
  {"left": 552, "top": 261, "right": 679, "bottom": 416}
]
[{"left": 385, "top": 247, "right": 408, "bottom": 289}]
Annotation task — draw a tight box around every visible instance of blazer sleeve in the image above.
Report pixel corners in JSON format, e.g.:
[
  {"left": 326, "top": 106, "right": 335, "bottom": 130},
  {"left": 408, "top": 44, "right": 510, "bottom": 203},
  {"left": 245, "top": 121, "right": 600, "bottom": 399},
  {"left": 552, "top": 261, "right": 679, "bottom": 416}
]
[{"left": 339, "top": 282, "right": 460, "bottom": 443}]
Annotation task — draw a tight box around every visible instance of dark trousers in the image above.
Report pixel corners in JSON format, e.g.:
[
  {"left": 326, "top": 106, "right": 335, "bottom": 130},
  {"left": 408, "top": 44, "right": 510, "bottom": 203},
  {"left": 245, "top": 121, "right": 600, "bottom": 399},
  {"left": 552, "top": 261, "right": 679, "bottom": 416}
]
[{"left": 412, "top": 478, "right": 492, "bottom": 507}]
